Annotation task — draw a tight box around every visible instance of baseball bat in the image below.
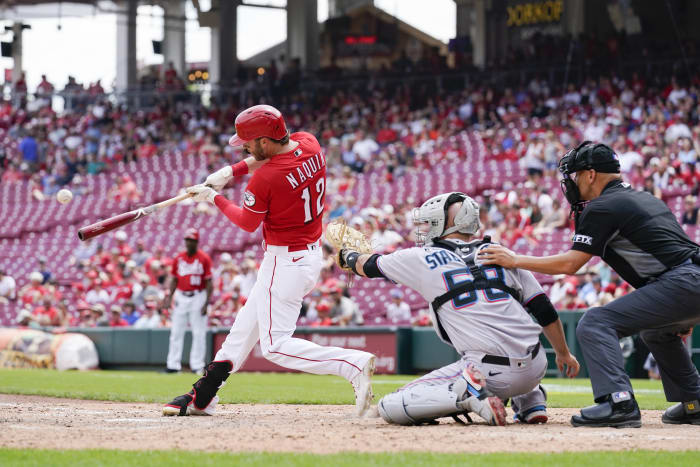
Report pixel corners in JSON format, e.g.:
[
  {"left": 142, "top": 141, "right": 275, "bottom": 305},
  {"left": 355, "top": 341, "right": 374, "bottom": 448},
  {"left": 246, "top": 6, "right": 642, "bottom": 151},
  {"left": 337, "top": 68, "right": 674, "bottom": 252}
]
[{"left": 77, "top": 192, "right": 194, "bottom": 241}]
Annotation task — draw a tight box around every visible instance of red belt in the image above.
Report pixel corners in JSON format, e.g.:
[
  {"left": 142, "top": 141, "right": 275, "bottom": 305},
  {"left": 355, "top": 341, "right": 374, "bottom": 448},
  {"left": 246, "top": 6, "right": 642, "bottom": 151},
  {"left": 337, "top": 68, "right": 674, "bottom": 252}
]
[{"left": 288, "top": 244, "right": 312, "bottom": 252}]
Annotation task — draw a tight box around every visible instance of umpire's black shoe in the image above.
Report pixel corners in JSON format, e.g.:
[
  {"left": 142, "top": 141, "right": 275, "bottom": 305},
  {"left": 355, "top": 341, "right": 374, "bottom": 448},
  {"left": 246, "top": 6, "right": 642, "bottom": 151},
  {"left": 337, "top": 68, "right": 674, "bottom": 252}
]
[
  {"left": 662, "top": 401, "right": 700, "bottom": 425},
  {"left": 571, "top": 392, "right": 641, "bottom": 428}
]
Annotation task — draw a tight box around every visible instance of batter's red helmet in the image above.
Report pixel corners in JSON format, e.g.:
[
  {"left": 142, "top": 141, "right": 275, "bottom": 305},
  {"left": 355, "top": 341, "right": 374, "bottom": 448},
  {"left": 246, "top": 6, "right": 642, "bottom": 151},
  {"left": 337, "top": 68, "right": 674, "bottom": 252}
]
[
  {"left": 228, "top": 104, "right": 288, "bottom": 147},
  {"left": 184, "top": 228, "right": 199, "bottom": 241}
]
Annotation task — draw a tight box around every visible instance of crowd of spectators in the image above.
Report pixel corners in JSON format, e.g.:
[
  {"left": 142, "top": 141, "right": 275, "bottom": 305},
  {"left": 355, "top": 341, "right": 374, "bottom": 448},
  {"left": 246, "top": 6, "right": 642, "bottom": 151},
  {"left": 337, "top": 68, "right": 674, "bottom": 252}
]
[{"left": 4, "top": 52, "right": 700, "bottom": 328}]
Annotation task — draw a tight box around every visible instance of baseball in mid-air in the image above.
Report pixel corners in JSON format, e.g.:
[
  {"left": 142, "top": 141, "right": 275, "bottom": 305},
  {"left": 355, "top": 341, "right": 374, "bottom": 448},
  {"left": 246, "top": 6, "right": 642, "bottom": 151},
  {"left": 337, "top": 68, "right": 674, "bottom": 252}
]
[{"left": 56, "top": 189, "right": 73, "bottom": 204}]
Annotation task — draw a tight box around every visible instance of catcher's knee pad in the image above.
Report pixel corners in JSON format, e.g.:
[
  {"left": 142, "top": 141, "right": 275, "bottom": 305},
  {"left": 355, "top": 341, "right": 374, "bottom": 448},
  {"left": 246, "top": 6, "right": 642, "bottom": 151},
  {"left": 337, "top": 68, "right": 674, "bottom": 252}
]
[
  {"left": 378, "top": 381, "right": 468, "bottom": 425},
  {"left": 192, "top": 360, "right": 233, "bottom": 409}
]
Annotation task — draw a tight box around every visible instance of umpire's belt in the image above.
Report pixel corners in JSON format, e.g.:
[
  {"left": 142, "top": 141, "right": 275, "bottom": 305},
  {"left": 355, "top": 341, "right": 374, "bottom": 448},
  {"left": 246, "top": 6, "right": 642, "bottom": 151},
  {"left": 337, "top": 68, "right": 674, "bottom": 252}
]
[{"left": 481, "top": 343, "right": 540, "bottom": 367}]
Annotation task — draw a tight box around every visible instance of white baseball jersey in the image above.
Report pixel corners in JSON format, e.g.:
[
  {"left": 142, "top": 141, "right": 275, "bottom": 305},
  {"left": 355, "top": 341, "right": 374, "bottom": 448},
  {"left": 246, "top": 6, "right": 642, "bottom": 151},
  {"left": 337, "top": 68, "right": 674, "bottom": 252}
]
[{"left": 377, "top": 241, "right": 545, "bottom": 359}]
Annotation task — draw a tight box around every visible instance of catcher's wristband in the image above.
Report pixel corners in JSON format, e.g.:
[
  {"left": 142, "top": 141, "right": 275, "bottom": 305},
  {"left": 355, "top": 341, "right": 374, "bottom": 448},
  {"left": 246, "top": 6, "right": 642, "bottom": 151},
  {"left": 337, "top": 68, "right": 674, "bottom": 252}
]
[{"left": 344, "top": 251, "right": 361, "bottom": 275}]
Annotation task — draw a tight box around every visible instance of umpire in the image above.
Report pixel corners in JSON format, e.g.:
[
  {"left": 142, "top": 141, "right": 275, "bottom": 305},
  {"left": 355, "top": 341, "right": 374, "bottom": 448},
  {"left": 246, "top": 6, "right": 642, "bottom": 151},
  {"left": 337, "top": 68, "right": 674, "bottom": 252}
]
[{"left": 479, "top": 141, "right": 700, "bottom": 428}]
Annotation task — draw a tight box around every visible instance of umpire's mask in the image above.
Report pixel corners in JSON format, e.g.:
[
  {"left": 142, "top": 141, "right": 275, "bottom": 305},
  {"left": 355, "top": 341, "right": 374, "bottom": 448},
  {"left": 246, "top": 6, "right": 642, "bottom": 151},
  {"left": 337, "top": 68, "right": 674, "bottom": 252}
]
[{"left": 558, "top": 141, "right": 620, "bottom": 219}]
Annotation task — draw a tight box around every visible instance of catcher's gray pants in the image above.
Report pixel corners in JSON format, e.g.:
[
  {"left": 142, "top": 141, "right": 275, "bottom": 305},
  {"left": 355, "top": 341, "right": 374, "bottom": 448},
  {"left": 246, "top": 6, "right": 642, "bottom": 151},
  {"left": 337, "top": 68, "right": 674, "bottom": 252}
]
[
  {"left": 576, "top": 263, "right": 700, "bottom": 402},
  {"left": 400, "top": 347, "right": 548, "bottom": 414}
]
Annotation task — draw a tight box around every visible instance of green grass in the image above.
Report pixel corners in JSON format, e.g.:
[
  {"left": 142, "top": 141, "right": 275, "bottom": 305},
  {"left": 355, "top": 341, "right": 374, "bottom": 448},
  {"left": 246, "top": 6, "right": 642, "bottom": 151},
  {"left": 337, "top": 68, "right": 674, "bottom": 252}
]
[
  {"left": 1, "top": 449, "right": 699, "bottom": 467},
  {"left": 0, "top": 368, "right": 672, "bottom": 409}
]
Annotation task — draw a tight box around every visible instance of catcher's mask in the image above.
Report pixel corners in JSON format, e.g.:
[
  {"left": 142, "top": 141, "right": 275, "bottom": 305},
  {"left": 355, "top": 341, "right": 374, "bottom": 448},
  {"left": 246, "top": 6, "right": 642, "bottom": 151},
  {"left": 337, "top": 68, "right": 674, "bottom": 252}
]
[
  {"left": 558, "top": 141, "right": 620, "bottom": 218},
  {"left": 412, "top": 192, "right": 481, "bottom": 246}
]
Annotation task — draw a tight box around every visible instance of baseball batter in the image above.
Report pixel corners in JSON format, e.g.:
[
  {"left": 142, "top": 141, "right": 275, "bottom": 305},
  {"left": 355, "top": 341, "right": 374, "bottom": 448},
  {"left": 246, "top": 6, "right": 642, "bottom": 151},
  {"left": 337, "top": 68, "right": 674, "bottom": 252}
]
[
  {"left": 163, "top": 228, "right": 213, "bottom": 374},
  {"left": 337, "top": 193, "right": 580, "bottom": 425},
  {"left": 163, "top": 105, "right": 376, "bottom": 417}
]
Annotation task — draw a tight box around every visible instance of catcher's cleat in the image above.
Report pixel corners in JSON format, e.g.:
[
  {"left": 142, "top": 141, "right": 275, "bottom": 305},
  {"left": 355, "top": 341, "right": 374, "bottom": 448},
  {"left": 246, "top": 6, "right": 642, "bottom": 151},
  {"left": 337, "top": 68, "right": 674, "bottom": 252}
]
[
  {"left": 351, "top": 355, "right": 376, "bottom": 417},
  {"left": 163, "top": 390, "right": 219, "bottom": 416},
  {"left": 457, "top": 365, "right": 507, "bottom": 426},
  {"left": 514, "top": 405, "right": 548, "bottom": 424}
]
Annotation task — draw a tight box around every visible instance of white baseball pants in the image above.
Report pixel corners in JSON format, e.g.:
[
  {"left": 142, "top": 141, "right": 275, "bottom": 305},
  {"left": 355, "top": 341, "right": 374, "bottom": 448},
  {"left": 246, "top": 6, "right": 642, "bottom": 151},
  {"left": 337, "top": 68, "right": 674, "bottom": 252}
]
[
  {"left": 166, "top": 289, "right": 208, "bottom": 372},
  {"left": 214, "top": 242, "right": 373, "bottom": 382}
]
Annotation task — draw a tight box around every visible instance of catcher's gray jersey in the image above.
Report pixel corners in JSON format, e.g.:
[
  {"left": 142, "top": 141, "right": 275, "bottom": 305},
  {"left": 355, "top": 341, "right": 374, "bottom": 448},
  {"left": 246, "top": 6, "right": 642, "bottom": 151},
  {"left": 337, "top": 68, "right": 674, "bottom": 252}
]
[{"left": 377, "top": 242, "right": 545, "bottom": 359}]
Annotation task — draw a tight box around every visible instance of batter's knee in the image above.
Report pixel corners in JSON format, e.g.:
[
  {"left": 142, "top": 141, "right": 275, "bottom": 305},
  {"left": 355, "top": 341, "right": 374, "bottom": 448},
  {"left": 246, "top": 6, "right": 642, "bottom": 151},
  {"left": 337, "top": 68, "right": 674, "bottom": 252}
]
[{"left": 259, "top": 336, "right": 289, "bottom": 362}]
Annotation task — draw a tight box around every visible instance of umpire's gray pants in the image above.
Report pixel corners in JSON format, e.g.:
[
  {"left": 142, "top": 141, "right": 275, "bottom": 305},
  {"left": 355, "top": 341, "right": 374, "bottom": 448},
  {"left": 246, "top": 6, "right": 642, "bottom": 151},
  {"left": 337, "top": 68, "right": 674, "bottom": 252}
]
[
  {"left": 401, "top": 347, "right": 548, "bottom": 414},
  {"left": 576, "top": 263, "right": 700, "bottom": 402}
]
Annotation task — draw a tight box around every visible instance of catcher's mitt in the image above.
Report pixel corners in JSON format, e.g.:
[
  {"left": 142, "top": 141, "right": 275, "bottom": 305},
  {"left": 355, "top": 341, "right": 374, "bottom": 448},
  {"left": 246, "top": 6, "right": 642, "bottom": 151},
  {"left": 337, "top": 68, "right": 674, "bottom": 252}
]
[{"left": 325, "top": 220, "right": 373, "bottom": 270}]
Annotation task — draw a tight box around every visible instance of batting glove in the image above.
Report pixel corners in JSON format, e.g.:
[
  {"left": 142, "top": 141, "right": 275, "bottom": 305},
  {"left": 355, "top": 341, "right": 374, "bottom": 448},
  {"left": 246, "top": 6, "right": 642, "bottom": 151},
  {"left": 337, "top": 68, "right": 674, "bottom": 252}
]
[
  {"left": 187, "top": 184, "right": 218, "bottom": 204},
  {"left": 204, "top": 165, "right": 233, "bottom": 191}
]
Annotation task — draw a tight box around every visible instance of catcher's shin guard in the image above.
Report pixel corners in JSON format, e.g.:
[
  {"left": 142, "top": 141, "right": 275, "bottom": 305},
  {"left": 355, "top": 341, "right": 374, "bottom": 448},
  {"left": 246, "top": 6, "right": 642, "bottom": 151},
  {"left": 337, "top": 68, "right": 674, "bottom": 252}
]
[
  {"left": 377, "top": 365, "right": 506, "bottom": 426},
  {"left": 163, "top": 360, "right": 232, "bottom": 416}
]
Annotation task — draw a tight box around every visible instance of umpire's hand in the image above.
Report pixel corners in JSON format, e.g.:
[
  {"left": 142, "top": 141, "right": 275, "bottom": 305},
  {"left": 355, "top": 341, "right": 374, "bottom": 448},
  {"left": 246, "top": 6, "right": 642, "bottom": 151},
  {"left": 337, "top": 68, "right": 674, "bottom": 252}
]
[
  {"left": 478, "top": 244, "right": 517, "bottom": 268},
  {"left": 556, "top": 352, "right": 580, "bottom": 378}
]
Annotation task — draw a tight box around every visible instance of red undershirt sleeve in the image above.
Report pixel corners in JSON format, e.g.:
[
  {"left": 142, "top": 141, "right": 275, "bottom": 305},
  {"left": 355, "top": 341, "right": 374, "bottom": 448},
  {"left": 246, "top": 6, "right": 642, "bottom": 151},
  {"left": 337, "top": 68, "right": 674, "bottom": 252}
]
[{"left": 213, "top": 195, "right": 264, "bottom": 232}]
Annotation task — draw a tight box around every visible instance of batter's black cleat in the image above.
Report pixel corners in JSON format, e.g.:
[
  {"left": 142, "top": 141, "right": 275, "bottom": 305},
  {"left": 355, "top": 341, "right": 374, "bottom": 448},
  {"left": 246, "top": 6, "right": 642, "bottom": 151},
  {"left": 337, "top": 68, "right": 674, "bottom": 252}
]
[
  {"left": 162, "top": 389, "right": 218, "bottom": 416},
  {"left": 662, "top": 401, "right": 700, "bottom": 425},
  {"left": 162, "top": 360, "right": 233, "bottom": 416},
  {"left": 571, "top": 391, "right": 641, "bottom": 428}
]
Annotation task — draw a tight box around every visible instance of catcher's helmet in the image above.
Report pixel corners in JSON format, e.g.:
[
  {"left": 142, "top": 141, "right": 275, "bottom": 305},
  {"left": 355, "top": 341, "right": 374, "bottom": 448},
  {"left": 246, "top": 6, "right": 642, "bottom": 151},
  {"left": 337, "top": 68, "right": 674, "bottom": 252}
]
[
  {"left": 228, "top": 104, "right": 288, "bottom": 147},
  {"left": 413, "top": 192, "right": 481, "bottom": 245}
]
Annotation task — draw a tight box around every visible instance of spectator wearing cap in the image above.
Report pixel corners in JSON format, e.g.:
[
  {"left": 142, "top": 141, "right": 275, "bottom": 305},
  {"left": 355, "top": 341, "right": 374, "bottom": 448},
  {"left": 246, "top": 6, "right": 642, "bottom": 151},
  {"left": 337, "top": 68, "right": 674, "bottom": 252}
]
[
  {"left": 92, "top": 303, "right": 110, "bottom": 327},
  {"left": 681, "top": 195, "right": 698, "bottom": 226},
  {"left": 329, "top": 288, "right": 363, "bottom": 326},
  {"left": 386, "top": 289, "right": 411, "bottom": 323},
  {"left": 16, "top": 309, "right": 40, "bottom": 329},
  {"left": 18, "top": 272, "right": 47, "bottom": 306},
  {"left": 0, "top": 270, "right": 17, "bottom": 305},
  {"left": 37, "top": 256, "right": 52, "bottom": 284},
  {"left": 109, "top": 305, "right": 129, "bottom": 327},
  {"left": 310, "top": 300, "right": 333, "bottom": 327},
  {"left": 114, "top": 230, "right": 133, "bottom": 257}
]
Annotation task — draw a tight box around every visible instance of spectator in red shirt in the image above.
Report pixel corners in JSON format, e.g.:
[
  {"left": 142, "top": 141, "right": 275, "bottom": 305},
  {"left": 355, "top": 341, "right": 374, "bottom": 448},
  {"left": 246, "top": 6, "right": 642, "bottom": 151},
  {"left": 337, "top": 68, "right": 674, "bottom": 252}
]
[
  {"left": 33, "top": 297, "right": 59, "bottom": 326},
  {"left": 109, "top": 305, "right": 129, "bottom": 327},
  {"left": 18, "top": 271, "right": 47, "bottom": 306},
  {"left": 114, "top": 230, "right": 134, "bottom": 256}
]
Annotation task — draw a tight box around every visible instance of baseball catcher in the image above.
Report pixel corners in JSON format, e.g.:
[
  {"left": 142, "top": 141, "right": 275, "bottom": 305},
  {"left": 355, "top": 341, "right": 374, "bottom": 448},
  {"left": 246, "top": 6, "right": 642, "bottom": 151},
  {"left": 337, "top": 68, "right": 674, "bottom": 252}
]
[{"left": 328, "top": 192, "right": 580, "bottom": 426}]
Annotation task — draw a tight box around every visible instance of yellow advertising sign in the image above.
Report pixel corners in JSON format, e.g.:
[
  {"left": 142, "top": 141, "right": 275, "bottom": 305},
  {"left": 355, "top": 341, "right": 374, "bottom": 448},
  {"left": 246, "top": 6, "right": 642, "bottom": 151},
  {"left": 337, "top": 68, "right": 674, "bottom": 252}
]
[{"left": 507, "top": 0, "right": 563, "bottom": 27}]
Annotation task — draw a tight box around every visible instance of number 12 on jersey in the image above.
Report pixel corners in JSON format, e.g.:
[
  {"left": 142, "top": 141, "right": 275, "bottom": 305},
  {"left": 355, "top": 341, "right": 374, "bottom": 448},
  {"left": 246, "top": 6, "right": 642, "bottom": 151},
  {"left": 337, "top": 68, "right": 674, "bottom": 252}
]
[{"left": 301, "top": 178, "right": 325, "bottom": 223}]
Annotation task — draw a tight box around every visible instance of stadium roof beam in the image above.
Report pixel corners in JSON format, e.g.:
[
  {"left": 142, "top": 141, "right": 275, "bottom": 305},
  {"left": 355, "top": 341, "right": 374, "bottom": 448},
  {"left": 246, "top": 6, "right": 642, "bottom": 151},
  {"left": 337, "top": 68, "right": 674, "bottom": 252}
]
[
  {"left": 454, "top": 0, "right": 485, "bottom": 68},
  {"left": 115, "top": 0, "right": 137, "bottom": 92},
  {"left": 286, "top": 0, "right": 318, "bottom": 71},
  {"left": 207, "top": 0, "right": 239, "bottom": 86},
  {"left": 163, "top": 0, "right": 187, "bottom": 78}
]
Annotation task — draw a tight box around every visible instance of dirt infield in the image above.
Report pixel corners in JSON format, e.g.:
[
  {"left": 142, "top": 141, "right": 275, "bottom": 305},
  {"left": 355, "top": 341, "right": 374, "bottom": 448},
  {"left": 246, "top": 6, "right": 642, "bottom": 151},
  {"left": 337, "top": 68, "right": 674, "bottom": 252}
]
[{"left": 1, "top": 394, "right": 699, "bottom": 453}]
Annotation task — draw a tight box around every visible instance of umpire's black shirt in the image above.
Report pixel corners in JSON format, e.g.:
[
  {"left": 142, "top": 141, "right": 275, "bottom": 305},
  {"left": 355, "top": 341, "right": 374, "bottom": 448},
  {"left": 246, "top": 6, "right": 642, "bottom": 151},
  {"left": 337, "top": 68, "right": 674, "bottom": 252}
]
[{"left": 571, "top": 179, "right": 699, "bottom": 288}]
